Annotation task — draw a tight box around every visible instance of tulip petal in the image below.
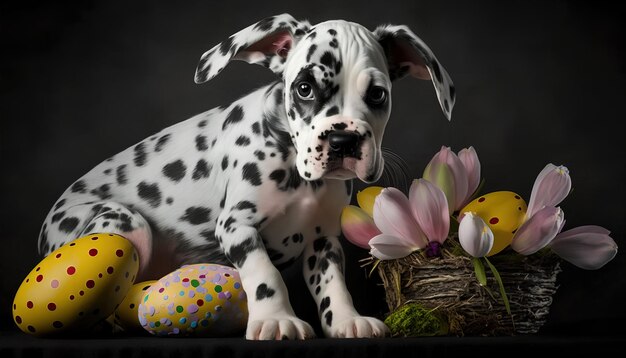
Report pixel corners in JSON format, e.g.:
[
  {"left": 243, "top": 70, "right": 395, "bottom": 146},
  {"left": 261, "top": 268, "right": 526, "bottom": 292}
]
[
  {"left": 369, "top": 234, "right": 418, "bottom": 260},
  {"left": 526, "top": 164, "right": 572, "bottom": 218},
  {"left": 458, "top": 147, "right": 481, "bottom": 206},
  {"left": 511, "top": 206, "right": 565, "bottom": 255},
  {"left": 423, "top": 146, "right": 469, "bottom": 212},
  {"left": 549, "top": 226, "right": 618, "bottom": 270},
  {"left": 409, "top": 179, "right": 450, "bottom": 244},
  {"left": 373, "top": 187, "right": 428, "bottom": 248},
  {"left": 458, "top": 212, "right": 494, "bottom": 257},
  {"left": 341, "top": 205, "right": 382, "bottom": 249},
  {"left": 356, "top": 186, "right": 384, "bottom": 217}
]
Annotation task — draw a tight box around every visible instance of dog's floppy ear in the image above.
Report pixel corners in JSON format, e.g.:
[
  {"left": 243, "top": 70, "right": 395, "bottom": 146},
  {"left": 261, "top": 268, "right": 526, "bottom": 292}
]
[
  {"left": 195, "top": 14, "right": 310, "bottom": 84},
  {"left": 374, "top": 25, "right": 455, "bottom": 120}
]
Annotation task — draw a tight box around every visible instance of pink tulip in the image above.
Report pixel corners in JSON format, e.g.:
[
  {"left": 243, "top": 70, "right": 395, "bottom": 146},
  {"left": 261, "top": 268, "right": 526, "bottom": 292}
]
[
  {"left": 511, "top": 206, "right": 565, "bottom": 255},
  {"left": 423, "top": 146, "right": 480, "bottom": 212},
  {"left": 409, "top": 179, "right": 450, "bottom": 244},
  {"left": 458, "top": 147, "right": 481, "bottom": 207},
  {"left": 526, "top": 164, "right": 572, "bottom": 218},
  {"left": 341, "top": 205, "right": 382, "bottom": 249},
  {"left": 549, "top": 226, "right": 618, "bottom": 270},
  {"left": 373, "top": 187, "right": 428, "bottom": 248},
  {"left": 458, "top": 212, "right": 494, "bottom": 257},
  {"left": 369, "top": 234, "right": 420, "bottom": 260}
]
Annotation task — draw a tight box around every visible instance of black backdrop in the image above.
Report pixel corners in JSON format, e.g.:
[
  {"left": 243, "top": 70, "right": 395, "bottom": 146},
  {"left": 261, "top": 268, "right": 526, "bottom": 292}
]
[{"left": 1, "top": 0, "right": 624, "bottom": 337}]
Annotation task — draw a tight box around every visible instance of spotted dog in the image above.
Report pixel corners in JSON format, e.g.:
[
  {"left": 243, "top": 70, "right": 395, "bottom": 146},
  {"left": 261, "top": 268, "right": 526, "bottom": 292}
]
[{"left": 38, "top": 14, "right": 455, "bottom": 339}]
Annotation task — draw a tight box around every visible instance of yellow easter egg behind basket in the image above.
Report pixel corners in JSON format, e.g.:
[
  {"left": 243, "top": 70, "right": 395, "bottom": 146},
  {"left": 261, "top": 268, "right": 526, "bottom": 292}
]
[
  {"left": 114, "top": 280, "right": 157, "bottom": 332},
  {"left": 138, "top": 263, "right": 248, "bottom": 337},
  {"left": 13, "top": 233, "right": 139, "bottom": 336},
  {"left": 460, "top": 191, "right": 528, "bottom": 256}
]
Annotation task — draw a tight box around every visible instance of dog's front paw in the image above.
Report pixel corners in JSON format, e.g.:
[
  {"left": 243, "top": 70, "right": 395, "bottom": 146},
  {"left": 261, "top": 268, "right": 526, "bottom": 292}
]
[
  {"left": 246, "top": 316, "right": 315, "bottom": 340},
  {"left": 326, "top": 316, "right": 389, "bottom": 338}
]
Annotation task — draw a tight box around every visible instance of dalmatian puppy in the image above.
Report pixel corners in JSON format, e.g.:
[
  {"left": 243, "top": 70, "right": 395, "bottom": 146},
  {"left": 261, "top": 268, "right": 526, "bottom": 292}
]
[{"left": 38, "top": 13, "right": 454, "bottom": 339}]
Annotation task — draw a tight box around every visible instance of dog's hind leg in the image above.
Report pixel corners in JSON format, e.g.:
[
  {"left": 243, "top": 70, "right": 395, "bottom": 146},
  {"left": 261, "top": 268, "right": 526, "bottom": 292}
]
[{"left": 40, "top": 201, "right": 153, "bottom": 278}]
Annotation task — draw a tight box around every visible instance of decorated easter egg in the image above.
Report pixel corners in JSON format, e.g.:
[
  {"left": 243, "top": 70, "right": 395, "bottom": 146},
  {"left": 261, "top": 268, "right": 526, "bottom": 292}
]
[
  {"left": 114, "top": 280, "right": 157, "bottom": 332},
  {"left": 13, "top": 233, "right": 139, "bottom": 336},
  {"left": 138, "top": 264, "right": 248, "bottom": 337},
  {"left": 460, "top": 191, "right": 527, "bottom": 256}
]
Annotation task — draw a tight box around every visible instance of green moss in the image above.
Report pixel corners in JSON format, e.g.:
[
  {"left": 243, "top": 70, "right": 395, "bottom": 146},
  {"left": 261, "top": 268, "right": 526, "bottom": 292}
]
[{"left": 384, "top": 303, "right": 448, "bottom": 337}]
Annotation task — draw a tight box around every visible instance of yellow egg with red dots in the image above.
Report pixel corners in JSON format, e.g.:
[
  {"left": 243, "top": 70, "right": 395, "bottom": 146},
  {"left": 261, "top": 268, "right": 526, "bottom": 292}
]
[
  {"left": 12, "top": 233, "right": 139, "bottom": 336},
  {"left": 138, "top": 264, "right": 248, "bottom": 337},
  {"left": 113, "top": 280, "right": 157, "bottom": 332},
  {"left": 460, "top": 191, "right": 528, "bottom": 256}
]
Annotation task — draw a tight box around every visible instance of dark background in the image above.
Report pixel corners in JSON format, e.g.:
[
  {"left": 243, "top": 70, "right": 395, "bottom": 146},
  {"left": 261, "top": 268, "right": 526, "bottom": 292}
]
[{"left": 1, "top": 0, "right": 624, "bottom": 337}]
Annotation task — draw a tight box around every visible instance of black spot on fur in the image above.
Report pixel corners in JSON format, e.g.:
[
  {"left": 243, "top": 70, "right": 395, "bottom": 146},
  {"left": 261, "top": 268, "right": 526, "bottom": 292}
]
[
  {"left": 137, "top": 182, "right": 162, "bottom": 208},
  {"left": 198, "top": 119, "right": 207, "bottom": 128},
  {"left": 269, "top": 169, "right": 286, "bottom": 184},
  {"left": 313, "top": 238, "right": 327, "bottom": 252},
  {"left": 324, "top": 310, "right": 333, "bottom": 327},
  {"left": 251, "top": 122, "right": 261, "bottom": 135},
  {"left": 219, "top": 36, "right": 235, "bottom": 56},
  {"left": 162, "top": 160, "right": 187, "bottom": 182},
  {"left": 292, "top": 233, "right": 303, "bottom": 244},
  {"left": 155, "top": 134, "right": 171, "bottom": 152},
  {"left": 254, "top": 150, "right": 266, "bottom": 161},
  {"left": 91, "top": 184, "right": 112, "bottom": 200},
  {"left": 195, "top": 135, "right": 209, "bottom": 151},
  {"left": 116, "top": 165, "right": 128, "bottom": 185},
  {"left": 226, "top": 237, "right": 261, "bottom": 267},
  {"left": 134, "top": 143, "right": 147, "bottom": 166},
  {"left": 444, "top": 99, "right": 449, "bottom": 112},
  {"left": 325, "top": 106, "right": 339, "bottom": 117},
  {"left": 221, "top": 156, "right": 229, "bottom": 170},
  {"left": 51, "top": 211, "right": 65, "bottom": 224},
  {"left": 242, "top": 163, "right": 262, "bottom": 186},
  {"left": 222, "top": 105, "right": 244, "bottom": 131},
  {"left": 53, "top": 199, "right": 66, "bottom": 211},
  {"left": 117, "top": 213, "right": 134, "bottom": 232},
  {"left": 255, "top": 283, "right": 276, "bottom": 301},
  {"left": 166, "top": 197, "right": 173, "bottom": 205},
  {"left": 220, "top": 189, "right": 227, "bottom": 209},
  {"left": 308, "top": 255, "right": 317, "bottom": 270},
  {"left": 192, "top": 159, "right": 211, "bottom": 180},
  {"left": 306, "top": 44, "right": 317, "bottom": 62},
  {"left": 70, "top": 180, "right": 87, "bottom": 193},
  {"left": 253, "top": 16, "right": 275, "bottom": 31},
  {"left": 235, "top": 135, "right": 251, "bottom": 146},
  {"left": 180, "top": 206, "right": 212, "bottom": 225},
  {"left": 319, "top": 296, "right": 331, "bottom": 313},
  {"left": 84, "top": 222, "right": 96, "bottom": 234},
  {"left": 328, "top": 29, "right": 337, "bottom": 36},
  {"left": 235, "top": 201, "right": 257, "bottom": 212},
  {"left": 449, "top": 85, "right": 456, "bottom": 101},
  {"left": 59, "top": 217, "right": 79, "bottom": 233},
  {"left": 431, "top": 61, "right": 442, "bottom": 83}
]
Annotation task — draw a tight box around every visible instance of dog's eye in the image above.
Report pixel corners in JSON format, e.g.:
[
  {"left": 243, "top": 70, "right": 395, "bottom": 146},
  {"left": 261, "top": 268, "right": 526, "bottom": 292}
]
[
  {"left": 366, "top": 86, "right": 387, "bottom": 106},
  {"left": 296, "top": 82, "right": 315, "bottom": 100}
]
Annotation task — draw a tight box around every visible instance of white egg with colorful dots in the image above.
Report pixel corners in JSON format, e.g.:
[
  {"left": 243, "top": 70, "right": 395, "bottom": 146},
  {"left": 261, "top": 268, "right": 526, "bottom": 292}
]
[
  {"left": 12, "top": 233, "right": 139, "bottom": 336},
  {"left": 138, "top": 263, "right": 248, "bottom": 337}
]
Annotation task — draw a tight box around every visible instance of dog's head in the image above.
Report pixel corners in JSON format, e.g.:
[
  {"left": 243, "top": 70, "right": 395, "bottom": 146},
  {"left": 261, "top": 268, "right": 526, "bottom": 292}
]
[{"left": 195, "top": 14, "right": 454, "bottom": 183}]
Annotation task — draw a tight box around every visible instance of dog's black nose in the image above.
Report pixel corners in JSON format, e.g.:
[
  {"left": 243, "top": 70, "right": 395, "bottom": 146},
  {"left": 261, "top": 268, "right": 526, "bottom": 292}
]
[{"left": 328, "top": 130, "right": 360, "bottom": 155}]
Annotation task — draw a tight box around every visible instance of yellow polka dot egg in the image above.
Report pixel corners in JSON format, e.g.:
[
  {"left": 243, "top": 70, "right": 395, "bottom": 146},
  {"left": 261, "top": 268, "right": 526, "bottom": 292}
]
[
  {"left": 460, "top": 191, "right": 528, "bottom": 256},
  {"left": 138, "top": 263, "right": 248, "bottom": 337},
  {"left": 12, "top": 233, "right": 139, "bottom": 336},
  {"left": 113, "top": 280, "right": 157, "bottom": 332}
]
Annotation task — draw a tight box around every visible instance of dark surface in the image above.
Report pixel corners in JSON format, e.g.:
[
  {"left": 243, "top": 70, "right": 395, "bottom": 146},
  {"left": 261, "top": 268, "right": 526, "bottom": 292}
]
[
  {"left": 1, "top": 0, "right": 625, "bottom": 353},
  {"left": 1, "top": 330, "right": 624, "bottom": 358}
]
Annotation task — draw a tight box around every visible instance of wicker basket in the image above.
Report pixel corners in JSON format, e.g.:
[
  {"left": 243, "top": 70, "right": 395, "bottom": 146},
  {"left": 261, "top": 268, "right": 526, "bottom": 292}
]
[{"left": 376, "top": 247, "right": 562, "bottom": 336}]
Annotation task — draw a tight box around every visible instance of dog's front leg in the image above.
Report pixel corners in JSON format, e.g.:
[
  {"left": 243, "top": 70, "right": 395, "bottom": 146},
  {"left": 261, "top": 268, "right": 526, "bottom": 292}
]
[
  {"left": 304, "top": 235, "right": 389, "bottom": 338},
  {"left": 216, "top": 204, "right": 314, "bottom": 340}
]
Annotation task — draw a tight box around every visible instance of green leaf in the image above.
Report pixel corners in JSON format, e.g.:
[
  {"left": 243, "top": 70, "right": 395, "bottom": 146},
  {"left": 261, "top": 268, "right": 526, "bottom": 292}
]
[
  {"left": 484, "top": 257, "right": 511, "bottom": 316},
  {"left": 472, "top": 257, "right": 487, "bottom": 286}
]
